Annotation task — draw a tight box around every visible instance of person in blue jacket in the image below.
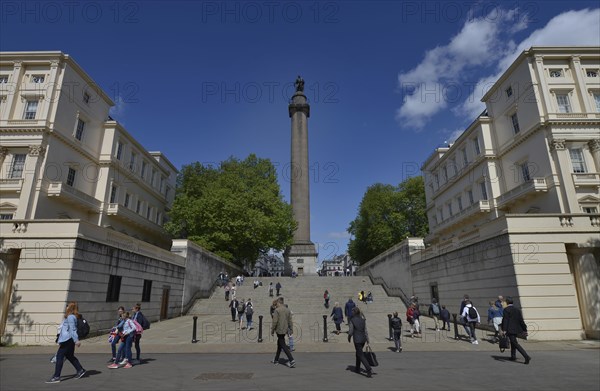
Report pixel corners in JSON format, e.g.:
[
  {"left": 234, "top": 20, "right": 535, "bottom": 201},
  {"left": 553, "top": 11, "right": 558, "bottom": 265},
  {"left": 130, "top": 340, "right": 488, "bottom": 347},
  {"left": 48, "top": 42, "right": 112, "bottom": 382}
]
[
  {"left": 345, "top": 297, "right": 356, "bottom": 325},
  {"left": 46, "top": 302, "right": 86, "bottom": 383}
]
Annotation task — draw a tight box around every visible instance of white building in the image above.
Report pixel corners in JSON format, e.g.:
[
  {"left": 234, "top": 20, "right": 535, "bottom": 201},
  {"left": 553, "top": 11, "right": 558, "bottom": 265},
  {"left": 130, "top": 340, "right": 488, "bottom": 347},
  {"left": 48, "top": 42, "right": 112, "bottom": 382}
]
[
  {"left": 415, "top": 47, "right": 600, "bottom": 340},
  {"left": 0, "top": 52, "right": 241, "bottom": 344}
]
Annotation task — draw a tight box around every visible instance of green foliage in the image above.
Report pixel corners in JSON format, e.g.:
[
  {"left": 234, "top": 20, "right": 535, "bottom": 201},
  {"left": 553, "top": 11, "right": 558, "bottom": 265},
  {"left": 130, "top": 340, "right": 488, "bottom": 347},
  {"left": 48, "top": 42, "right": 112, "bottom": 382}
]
[
  {"left": 347, "top": 176, "right": 428, "bottom": 264},
  {"left": 165, "top": 154, "right": 296, "bottom": 267}
]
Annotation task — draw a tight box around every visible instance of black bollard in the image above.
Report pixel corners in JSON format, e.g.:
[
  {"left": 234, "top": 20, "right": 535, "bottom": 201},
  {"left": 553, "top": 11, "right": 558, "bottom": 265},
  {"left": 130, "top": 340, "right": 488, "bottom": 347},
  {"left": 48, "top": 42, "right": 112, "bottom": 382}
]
[
  {"left": 258, "top": 315, "right": 263, "bottom": 343},
  {"left": 387, "top": 314, "right": 393, "bottom": 341},
  {"left": 192, "top": 316, "right": 198, "bottom": 343},
  {"left": 323, "top": 315, "right": 328, "bottom": 342},
  {"left": 452, "top": 314, "right": 459, "bottom": 340}
]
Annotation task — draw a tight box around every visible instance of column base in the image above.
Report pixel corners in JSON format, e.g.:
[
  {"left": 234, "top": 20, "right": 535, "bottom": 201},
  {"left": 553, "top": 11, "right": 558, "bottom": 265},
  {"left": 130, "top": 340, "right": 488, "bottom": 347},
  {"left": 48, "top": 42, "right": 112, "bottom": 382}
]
[{"left": 285, "top": 243, "right": 318, "bottom": 276}]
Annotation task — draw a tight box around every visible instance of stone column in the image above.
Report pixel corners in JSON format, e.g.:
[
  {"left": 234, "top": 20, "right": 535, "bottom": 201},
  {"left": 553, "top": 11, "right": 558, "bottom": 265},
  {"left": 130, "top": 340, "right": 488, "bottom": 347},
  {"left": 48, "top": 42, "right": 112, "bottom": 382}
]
[
  {"left": 588, "top": 139, "right": 600, "bottom": 173},
  {"left": 15, "top": 145, "right": 46, "bottom": 219},
  {"left": 285, "top": 79, "right": 317, "bottom": 275},
  {"left": 549, "top": 139, "right": 578, "bottom": 213}
]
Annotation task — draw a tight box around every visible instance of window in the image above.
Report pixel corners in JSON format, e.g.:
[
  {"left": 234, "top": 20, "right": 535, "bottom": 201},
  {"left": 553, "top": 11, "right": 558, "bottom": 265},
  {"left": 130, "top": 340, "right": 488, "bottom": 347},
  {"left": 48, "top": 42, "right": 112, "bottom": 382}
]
[
  {"left": 106, "top": 275, "right": 122, "bottom": 302},
  {"left": 593, "top": 93, "right": 600, "bottom": 112},
  {"left": 151, "top": 169, "right": 156, "bottom": 187},
  {"left": 583, "top": 207, "right": 598, "bottom": 214},
  {"left": 0, "top": 76, "right": 8, "bottom": 84},
  {"left": 505, "top": 86, "right": 513, "bottom": 97},
  {"left": 461, "top": 148, "right": 468, "bottom": 166},
  {"left": 586, "top": 69, "right": 598, "bottom": 78},
  {"left": 141, "top": 161, "right": 147, "bottom": 179},
  {"left": 9, "top": 154, "right": 26, "bottom": 178},
  {"left": 479, "top": 182, "right": 488, "bottom": 200},
  {"left": 157, "top": 212, "right": 162, "bottom": 225},
  {"left": 115, "top": 141, "right": 124, "bottom": 160},
  {"left": 468, "top": 190, "right": 474, "bottom": 204},
  {"left": 473, "top": 137, "right": 481, "bottom": 155},
  {"left": 511, "top": 113, "right": 520, "bottom": 134},
  {"left": 142, "top": 280, "right": 152, "bottom": 302},
  {"left": 0, "top": 213, "right": 13, "bottom": 220},
  {"left": 136, "top": 200, "right": 141, "bottom": 214},
  {"left": 160, "top": 177, "right": 165, "bottom": 192},
  {"left": 457, "top": 196, "right": 463, "bottom": 211},
  {"left": 109, "top": 185, "right": 118, "bottom": 203},
  {"left": 146, "top": 206, "right": 152, "bottom": 220},
  {"left": 447, "top": 203, "right": 453, "bottom": 217},
  {"left": 520, "top": 162, "right": 531, "bottom": 182},
  {"left": 83, "top": 92, "right": 90, "bottom": 104},
  {"left": 569, "top": 148, "right": 587, "bottom": 173},
  {"left": 129, "top": 152, "right": 137, "bottom": 172},
  {"left": 556, "top": 94, "right": 571, "bottom": 113},
  {"left": 75, "top": 118, "right": 85, "bottom": 140},
  {"left": 165, "top": 186, "right": 171, "bottom": 200},
  {"left": 124, "top": 193, "right": 130, "bottom": 208},
  {"left": 31, "top": 75, "right": 45, "bottom": 83},
  {"left": 438, "top": 207, "right": 444, "bottom": 221},
  {"left": 549, "top": 69, "right": 562, "bottom": 78},
  {"left": 66, "top": 168, "right": 76, "bottom": 186},
  {"left": 23, "top": 100, "right": 38, "bottom": 119},
  {"left": 442, "top": 166, "right": 448, "bottom": 182}
]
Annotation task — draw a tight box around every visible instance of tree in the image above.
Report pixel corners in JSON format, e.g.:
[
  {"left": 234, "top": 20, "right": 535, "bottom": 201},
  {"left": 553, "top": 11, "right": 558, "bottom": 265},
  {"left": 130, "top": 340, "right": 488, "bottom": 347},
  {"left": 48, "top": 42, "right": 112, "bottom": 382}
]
[
  {"left": 347, "top": 176, "right": 428, "bottom": 264},
  {"left": 165, "top": 154, "right": 297, "bottom": 267}
]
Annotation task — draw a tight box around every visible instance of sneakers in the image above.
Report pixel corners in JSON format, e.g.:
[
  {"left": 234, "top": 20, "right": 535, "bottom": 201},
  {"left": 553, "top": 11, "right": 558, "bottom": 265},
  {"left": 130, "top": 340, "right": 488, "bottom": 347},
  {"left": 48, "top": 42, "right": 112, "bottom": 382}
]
[
  {"left": 108, "top": 363, "right": 120, "bottom": 369},
  {"left": 366, "top": 371, "right": 372, "bottom": 378},
  {"left": 123, "top": 363, "right": 133, "bottom": 369},
  {"left": 75, "top": 370, "right": 86, "bottom": 379},
  {"left": 287, "top": 360, "right": 296, "bottom": 368},
  {"left": 270, "top": 360, "right": 279, "bottom": 365},
  {"left": 396, "top": 348, "right": 403, "bottom": 353},
  {"left": 106, "top": 357, "right": 116, "bottom": 363},
  {"left": 118, "top": 359, "right": 128, "bottom": 365},
  {"left": 472, "top": 340, "right": 479, "bottom": 345},
  {"left": 45, "top": 377, "right": 61, "bottom": 383}
]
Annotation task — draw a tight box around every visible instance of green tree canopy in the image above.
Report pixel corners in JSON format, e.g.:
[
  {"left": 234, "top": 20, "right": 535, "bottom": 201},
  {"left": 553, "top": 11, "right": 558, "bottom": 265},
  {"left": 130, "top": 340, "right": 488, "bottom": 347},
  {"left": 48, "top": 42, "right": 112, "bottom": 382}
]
[
  {"left": 165, "top": 154, "right": 296, "bottom": 267},
  {"left": 347, "top": 176, "right": 428, "bottom": 264}
]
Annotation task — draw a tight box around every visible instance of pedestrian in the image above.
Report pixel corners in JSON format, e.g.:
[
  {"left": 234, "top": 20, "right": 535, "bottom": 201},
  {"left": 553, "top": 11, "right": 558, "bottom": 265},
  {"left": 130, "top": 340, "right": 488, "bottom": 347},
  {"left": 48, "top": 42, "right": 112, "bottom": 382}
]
[
  {"left": 237, "top": 298, "right": 246, "bottom": 329},
  {"left": 225, "top": 283, "right": 231, "bottom": 301},
  {"left": 345, "top": 297, "right": 356, "bottom": 324},
  {"left": 253, "top": 280, "right": 259, "bottom": 289},
  {"left": 459, "top": 294, "right": 472, "bottom": 339},
  {"left": 488, "top": 300, "right": 504, "bottom": 342},
  {"left": 407, "top": 302, "right": 421, "bottom": 337},
  {"left": 348, "top": 306, "right": 372, "bottom": 378},
  {"left": 429, "top": 298, "right": 441, "bottom": 331},
  {"left": 131, "top": 303, "right": 149, "bottom": 364},
  {"left": 391, "top": 311, "right": 403, "bottom": 352},
  {"left": 229, "top": 297, "right": 239, "bottom": 322},
  {"left": 270, "top": 298, "right": 278, "bottom": 318},
  {"left": 270, "top": 297, "right": 296, "bottom": 368},
  {"left": 46, "top": 302, "right": 86, "bottom": 383},
  {"left": 107, "top": 306, "right": 125, "bottom": 363},
  {"left": 440, "top": 305, "right": 451, "bottom": 331},
  {"left": 324, "top": 290, "right": 330, "bottom": 308},
  {"left": 495, "top": 295, "right": 505, "bottom": 310},
  {"left": 461, "top": 300, "right": 481, "bottom": 344},
  {"left": 276, "top": 281, "right": 282, "bottom": 296},
  {"left": 108, "top": 311, "right": 135, "bottom": 368},
  {"left": 268, "top": 282, "right": 274, "bottom": 297},
  {"left": 330, "top": 302, "right": 344, "bottom": 335},
  {"left": 501, "top": 297, "right": 531, "bottom": 364},
  {"left": 245, "top": 299, "right": 254, "bottom": 330}
]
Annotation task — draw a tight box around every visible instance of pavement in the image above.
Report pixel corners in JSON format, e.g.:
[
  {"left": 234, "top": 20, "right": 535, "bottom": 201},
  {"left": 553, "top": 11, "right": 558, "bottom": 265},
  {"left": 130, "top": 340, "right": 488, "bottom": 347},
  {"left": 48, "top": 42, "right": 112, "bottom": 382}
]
[{"left": 1, "top": 316, "right": 599, "bottom": 390}]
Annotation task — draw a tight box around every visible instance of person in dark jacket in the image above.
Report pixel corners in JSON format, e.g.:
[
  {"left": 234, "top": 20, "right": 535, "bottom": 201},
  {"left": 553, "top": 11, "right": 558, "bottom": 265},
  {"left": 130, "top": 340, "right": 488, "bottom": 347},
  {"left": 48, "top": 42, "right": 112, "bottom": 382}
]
[
  {"left": 229, "top": 298, "right": 239, "bottom": 322},
  {"left": 344, "top": 298, "right": 356, "bottom": 325},
  {"left": 390, "top": 311, "right": 402, "bottom": 352},
  {"left": 275, "top": 282, "right": 282, "bottom": 296},
  {"left": 108, "top": 306, "right": 125, "bottom": 363},
  {"left": 501, "top": 297, "right": 531, "bottom": 364},
  {"left": 330, "top": 302, "right": 344, "bottom": 334},
  {"left": 348, "top": 307, "right": 372, "bottom": 378},
  {"left": 440, "top": 305, "right": 451, "bottom": 331},
  {"left": 131, "top": 303, "right": 149, "bottom": 363}
]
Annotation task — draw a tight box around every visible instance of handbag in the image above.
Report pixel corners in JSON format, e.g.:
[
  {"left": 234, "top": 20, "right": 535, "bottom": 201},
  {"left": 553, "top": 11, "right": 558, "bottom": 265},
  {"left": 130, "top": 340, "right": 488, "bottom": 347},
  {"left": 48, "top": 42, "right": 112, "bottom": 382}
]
[
  {"left": 364, "top": 344, "right": 379, "bottom": 367},
  {"left": 499, "top": 335, "right": 510, "bottom": 352}
]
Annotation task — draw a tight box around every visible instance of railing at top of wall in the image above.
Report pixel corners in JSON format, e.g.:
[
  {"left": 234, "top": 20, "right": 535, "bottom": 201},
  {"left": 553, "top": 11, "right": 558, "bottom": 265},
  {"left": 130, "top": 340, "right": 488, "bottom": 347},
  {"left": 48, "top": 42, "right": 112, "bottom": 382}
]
[{"left": 361, "top": 269, "right": 411, "bottom": 308}]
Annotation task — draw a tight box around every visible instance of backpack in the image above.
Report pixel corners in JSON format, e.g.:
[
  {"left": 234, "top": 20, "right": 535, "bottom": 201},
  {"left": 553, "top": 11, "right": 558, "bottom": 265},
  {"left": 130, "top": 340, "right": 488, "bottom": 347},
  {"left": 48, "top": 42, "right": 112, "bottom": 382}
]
[
  {"left": 132, "top": 319, "right": 143, "bottom": 335},
  {"left": 77, "top": 315, "right": 90, "bottom": 339},
  {"left": 246, "top": 305, "right": 254, "bottom": 316},
  {"left": 237, "top": 302, "right": 245, "bottom": 313},
  {"left": 141, "top": 315, "right": 150, "bottom": 330},
  {"left": 391, "top": 317, "right": 402, "bottom": 331},
  {"left": 431, "top": 303, "right": 440, "bottom": 315},
  {"left": 468, "top": 306, "right": 478, "bottom": 319}
]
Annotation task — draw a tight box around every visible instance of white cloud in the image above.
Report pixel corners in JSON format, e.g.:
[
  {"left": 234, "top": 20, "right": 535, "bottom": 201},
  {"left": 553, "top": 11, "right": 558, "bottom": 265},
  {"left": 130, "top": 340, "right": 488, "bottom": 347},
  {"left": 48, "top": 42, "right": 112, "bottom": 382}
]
[
  {"left": 327, "top": 231, "right": 351, "bottom": 239},
  {"left": 109, "top": 95, "right": 127, "bottom": 118},
  {"left": 396, "top": 7, "right": 600, "bottom": 130}
]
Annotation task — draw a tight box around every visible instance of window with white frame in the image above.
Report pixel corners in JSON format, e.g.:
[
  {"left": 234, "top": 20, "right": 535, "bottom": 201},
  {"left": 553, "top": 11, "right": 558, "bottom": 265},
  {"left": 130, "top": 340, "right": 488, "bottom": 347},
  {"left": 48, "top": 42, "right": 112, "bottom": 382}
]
[
  {"left": 586, "top": 69, "right": 598, "bottom": 78},
  {"left": 165, "top": 186, "right": 171, "bottom": 199},
  {"left": 593, "top": 93, "right": 600, "bottom": 112},
  {"left": 520, "top": 162, "right": 531, "bottom": 182},
  {"left": 461, "top": 148, "right": 468, "bottom": 166},
  {"left": 129, "top": 152, "right": 137, "bottom": 172},
  {"left": 160, "top": 177, "right": 165, "bottom": 192},
  {"left": 115, "top": 141, "right": 124, "bottom": 160},
  {"left": 146, "top": 205, "right": 152, "bottom": 220},
  {"left": 434, "top": 173, "right": 439, "bottom": 187},
  {"left": 109, "top": 185, "right": 118, "bottom": 203},
  {"left": 457, "top": 196, "right": 463, "bottom": 211},
  {"left": 437, "top": 207, "right": 443, "bottom": 221},
  {"left": 511, "top": 112, "right": 520, "bottom": 134},
  {"left": 23, "top": 100, "right": 38, "bottom": 119},
  {"left": 136, "top": 200, "right": 141, "bottom": 214},
  {"left": 473, "top": 136, "right": 481, "bottom": 155},
  {"left": 556, "top": 93, "right": 571, "bottom": 113},
  {"left": 505, "top": 86, "right": 513, "bottom": 97},
  {"left": 0, "top": 76, "right": 8, "bottom": 84},
  {"left": 468, "top": 189, "right": 474, "bottom": 204},
  {"left": 75, "top": 118, "right": 85, "bottom": 140},
  {"left": 124, "top": 193, "right": 130, "bottom": 208},
  {"left": 151, "top": 169, "right": 156, "bottom": 187},
  {"left": 479, "top": 182, "right": 488, "bottom": 200},
  {"left": 141, "top": 161, "right": 147, "bottom": 179},
  {"left": 569, "top": 148, "right": 587, "bottom": 173},
  {"left": 66, "top": 168, "right": 76, "bottom": 187},
  {"left": 447, "top": 203, "right": 453, "bottom": 217},
  {"left": 0, "top": 213, "right": 14, "bottom": 220},
  {"left": 582, "top": 206, "right": 598, "bottom": 213},
  {"left": 9, "top": 154, "right": 26, "bottom": 179},
  {"left": 442, "top": 166, "right": 448, "bottom": 182},
  {"left": 549, "top": 69, "right": 563, "bottom": 78},
  {"left": 31, "top": 75, "right": 45, "bottom": 83}
]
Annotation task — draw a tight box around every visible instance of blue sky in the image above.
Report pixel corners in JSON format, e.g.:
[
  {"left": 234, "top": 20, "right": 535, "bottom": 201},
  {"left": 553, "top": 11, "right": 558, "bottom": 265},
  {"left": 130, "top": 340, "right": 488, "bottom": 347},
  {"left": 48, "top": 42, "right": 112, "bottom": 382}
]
[{"left": 2, "top": 1, "right": 599, "bottom": 263}]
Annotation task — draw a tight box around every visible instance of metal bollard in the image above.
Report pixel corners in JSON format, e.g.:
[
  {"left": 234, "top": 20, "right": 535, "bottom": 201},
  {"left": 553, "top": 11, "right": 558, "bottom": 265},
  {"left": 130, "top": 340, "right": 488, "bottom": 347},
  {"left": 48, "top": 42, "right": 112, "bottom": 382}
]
[
  {"left": 258, "top": 315, "right": 263, "bottom": 343},
  {"left": 387, "top": 314, "right": 393, "bottom": 340},
  {"left": 192, "top": 316, "right": 198, "bottom": 343},
  {"left": 452, "top": 314, "right": 459, "bottom": 340},
  {"left": 323, "top": 315, "right": 328, "bottom": 342}
]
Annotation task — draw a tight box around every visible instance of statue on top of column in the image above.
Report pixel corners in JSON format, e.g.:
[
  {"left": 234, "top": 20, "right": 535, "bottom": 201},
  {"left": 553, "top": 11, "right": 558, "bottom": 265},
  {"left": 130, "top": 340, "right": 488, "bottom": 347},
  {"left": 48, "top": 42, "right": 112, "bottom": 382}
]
[{"left": 295, "top": 75, "right": 305, "bottom": 92}]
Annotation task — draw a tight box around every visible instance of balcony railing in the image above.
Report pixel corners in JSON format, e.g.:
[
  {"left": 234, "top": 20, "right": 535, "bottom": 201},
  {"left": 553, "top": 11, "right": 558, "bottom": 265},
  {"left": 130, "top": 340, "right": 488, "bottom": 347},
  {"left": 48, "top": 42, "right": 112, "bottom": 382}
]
[
  {"left": 46, "top": 181, "right": 101, "bottom": 211},
  {"left": 432, "top": 199, "right": 492, "bottom": 233},
  {"left": 547, "top": 112, "right": 597, "bottom": 120},
  {"left": 496, "top": 177, "right": 548, "bottom": 209},
  {"left": 106, "top": 203, "right": 162, "bottom": 231},
  {"left": 572, "top": 172, "right": 600, "bottom": 188},
  {"left": 0, "top": 178, "right": 24, "bottom": 193}
]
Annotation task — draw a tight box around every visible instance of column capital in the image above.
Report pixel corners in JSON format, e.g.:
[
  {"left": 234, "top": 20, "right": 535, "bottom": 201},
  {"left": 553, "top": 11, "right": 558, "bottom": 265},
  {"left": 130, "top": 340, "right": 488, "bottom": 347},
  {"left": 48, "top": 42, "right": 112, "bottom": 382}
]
[
  {"left": 550, "top": 139, "right": 566, "bottom": 151},
  {"left": 13, "top": 61, "right": 22, "bottom": 69},
  {"left": 0, "top": 147, "right": 8, "bottom": 159},
  {"left": 28, "top": 145, "right": 46, "bottom": 157},
  {"left": 588, "top": 139, "right": 600, "bottom": 153}
]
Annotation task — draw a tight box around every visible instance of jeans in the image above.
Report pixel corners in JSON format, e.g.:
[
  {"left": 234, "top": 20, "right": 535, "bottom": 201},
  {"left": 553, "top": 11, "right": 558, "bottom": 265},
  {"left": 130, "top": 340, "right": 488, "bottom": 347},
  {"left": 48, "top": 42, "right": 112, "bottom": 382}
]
[
  {"left": 274, "top": 333, "right": 294, "bottom": 362},
  {"left": 117, "top": 333, "right": 134, "bottom": 362},
  {"left": 353, "top": 342, "right": 372, "bottom": 373},
  {"left": 393, "top": 330, "right": 402, "bottom": 350},
  {"left": 467, "top": 321, "right": 477, "bottom": 340},
  {"left": 53, "top": 339, "right": 83, "bottom": 378},
  {"left": 110, "top": 334, "right": 120, "bottom": 358},
  {"left": 246, "top": 314, "right": 253, "bottom": 329},
  {"left": 133, "top": 334, "right": 142, "bottom": 360}
]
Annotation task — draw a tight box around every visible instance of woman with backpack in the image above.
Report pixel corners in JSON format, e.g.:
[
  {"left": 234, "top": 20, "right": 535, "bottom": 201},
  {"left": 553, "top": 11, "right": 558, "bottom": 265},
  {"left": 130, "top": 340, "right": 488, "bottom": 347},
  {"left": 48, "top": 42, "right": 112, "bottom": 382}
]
[
  {"left": 245, "top": 299, "right": 254, "bottom": 330},
  {"left": 429, "top": 298, "right": 441, "bottom": 331},
  {"left": 131, "top": 303, "right": 149, "bottom": 363},
  {"left": 46, "top": 302, "right": 86, "bottom": 383},
  {"left": 108, "top": 306, "right": 125, "bottom": 364},
  {"left": 461, "top": 300, "right": 481, "bottom": 344}
]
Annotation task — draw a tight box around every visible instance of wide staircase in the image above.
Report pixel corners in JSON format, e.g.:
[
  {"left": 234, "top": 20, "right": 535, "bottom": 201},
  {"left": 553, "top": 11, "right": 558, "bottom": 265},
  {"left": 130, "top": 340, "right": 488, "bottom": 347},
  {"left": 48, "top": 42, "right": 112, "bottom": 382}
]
[{"left": 187, "top": 276, "right": 407, "bottom": 346}]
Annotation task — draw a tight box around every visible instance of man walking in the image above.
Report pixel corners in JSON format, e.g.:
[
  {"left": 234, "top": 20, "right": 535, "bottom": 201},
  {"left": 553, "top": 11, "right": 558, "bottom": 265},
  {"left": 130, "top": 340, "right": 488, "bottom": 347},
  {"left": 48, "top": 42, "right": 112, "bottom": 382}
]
[
  {"left": 270, "top": 297, "right": 295, "bottom": 368},
  {"left": 501, "top": 297, "right": 531, "bottom": 364},
  {"left": 276, "top": 281, "right": 282, "bottom": 296},
  {"left": 345, "top": 297, "right": 356, "bottom": 325}
]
